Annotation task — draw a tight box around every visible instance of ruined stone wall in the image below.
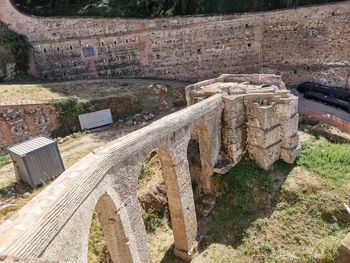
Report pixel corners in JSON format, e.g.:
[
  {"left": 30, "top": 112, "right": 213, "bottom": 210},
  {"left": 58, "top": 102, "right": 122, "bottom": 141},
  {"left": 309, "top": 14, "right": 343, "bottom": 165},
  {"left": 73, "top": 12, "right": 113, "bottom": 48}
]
[
  {"left": 186, "top": 74, "right": 300, "bottom": 169},
  {"left": 0, "top": 103, "right": 57, "bottom": 152},
  {"left": 0, "top": 0, "right": 348, "bottom": 85}
]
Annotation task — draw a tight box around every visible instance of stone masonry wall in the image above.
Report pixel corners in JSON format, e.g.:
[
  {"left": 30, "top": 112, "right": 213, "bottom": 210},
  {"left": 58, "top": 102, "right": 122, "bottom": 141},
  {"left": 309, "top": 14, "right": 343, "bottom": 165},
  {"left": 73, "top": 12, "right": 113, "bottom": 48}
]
[
  {"left": 0, "top": 0, "right": 349, "bottom": 85},
  {"left": 0, "top": 103, "right": 57, "bottom": 153}
]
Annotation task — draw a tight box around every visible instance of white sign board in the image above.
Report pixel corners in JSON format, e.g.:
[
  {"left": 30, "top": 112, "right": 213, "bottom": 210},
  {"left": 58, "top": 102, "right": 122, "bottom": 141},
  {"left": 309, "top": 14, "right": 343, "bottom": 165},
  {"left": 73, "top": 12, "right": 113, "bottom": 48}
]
[{"left": 79, "top": 109, "right": 113, "bottom": 130}]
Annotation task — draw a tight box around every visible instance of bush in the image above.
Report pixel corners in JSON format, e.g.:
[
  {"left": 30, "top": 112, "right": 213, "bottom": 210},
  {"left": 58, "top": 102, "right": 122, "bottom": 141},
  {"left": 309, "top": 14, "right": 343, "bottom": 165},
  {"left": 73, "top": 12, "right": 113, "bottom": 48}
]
[
  {"left": 51, "top": 96, "right": 83, "bottom": 137},
  {"left": 142, "top": 207, "right": 165, "bottom": 232}
]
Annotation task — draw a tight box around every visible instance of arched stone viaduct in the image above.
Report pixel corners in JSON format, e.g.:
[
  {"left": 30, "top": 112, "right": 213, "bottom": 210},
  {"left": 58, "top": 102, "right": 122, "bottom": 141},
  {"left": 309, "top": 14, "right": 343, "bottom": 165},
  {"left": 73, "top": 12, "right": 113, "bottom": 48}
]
[
  {"left": 0, "top": 93, "right": 222, "bottom": 263},
  {"left": 0, "top": 74, "right": 302, "bottom": 262}
]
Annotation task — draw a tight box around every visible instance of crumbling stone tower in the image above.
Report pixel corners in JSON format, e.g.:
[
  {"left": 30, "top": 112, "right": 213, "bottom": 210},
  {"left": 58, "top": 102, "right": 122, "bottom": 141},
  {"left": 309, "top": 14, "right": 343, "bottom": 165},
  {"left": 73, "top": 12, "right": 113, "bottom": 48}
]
[{"left": 186, "top": 74, "right": 300, "bottom": 170}]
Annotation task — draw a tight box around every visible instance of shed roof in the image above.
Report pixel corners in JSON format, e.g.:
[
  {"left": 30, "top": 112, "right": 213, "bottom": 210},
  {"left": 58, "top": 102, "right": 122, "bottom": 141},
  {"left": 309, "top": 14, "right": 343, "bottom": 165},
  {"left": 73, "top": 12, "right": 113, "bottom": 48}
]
[{"left": 9, "top": 137, "right": 55, "bottom": 157}]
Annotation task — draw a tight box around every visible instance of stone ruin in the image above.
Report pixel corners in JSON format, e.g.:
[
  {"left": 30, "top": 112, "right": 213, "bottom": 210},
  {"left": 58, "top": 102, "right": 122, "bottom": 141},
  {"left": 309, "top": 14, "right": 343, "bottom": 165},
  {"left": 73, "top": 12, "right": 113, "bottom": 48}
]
[
  {"left": 186, "top": 74, "right": 300, "bottom": 170},
  {"left": 0, "top": 74, "right": 325, "bottom": 263}
]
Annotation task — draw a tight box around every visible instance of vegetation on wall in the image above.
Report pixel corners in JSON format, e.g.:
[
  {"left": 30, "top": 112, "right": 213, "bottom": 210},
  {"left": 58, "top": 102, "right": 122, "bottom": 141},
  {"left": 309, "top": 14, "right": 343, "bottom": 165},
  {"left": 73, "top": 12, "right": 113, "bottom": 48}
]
[
  {"left": 14, "top": 0, "right": 344, "bottom": 18},
  {"left": 0, "top": 22, "right": 30, "bottom": 79},
  {"left": 51, "top": 96, "right": 84, "bottom": 137}
]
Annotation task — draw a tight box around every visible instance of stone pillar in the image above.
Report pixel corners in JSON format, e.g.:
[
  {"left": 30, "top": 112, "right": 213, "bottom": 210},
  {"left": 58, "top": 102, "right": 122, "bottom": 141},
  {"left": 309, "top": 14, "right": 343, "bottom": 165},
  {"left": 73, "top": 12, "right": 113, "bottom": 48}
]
[
  {"left": 246, "top": 99, "right": 282, "bottom": 169},
  {"left": 277, "top": 95, "right": 301, "bottom": 163},
  {"left": 222, "top": 95, "right": 246, "bottom": 164},
  {"left": 161, "top": 142, "right": 198, "bottom": 261}
]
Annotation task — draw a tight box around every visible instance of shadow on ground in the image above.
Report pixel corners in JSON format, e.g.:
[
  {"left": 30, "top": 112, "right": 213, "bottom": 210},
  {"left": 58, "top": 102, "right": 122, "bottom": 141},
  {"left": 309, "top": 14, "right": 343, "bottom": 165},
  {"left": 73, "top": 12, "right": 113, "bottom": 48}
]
[{"left": 159, "top": 159, "right": 295, "bottom": 262}]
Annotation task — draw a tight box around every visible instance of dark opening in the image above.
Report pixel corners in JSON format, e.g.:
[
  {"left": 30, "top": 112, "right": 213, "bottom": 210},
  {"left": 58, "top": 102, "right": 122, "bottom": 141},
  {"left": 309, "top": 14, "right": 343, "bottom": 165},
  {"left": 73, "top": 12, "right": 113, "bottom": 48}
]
[
  {"left": 197, "top": 48, "right": 202, "bottom": 54},
  {"left": 187, "top": 139, "right": 202, "bottom": 197}
]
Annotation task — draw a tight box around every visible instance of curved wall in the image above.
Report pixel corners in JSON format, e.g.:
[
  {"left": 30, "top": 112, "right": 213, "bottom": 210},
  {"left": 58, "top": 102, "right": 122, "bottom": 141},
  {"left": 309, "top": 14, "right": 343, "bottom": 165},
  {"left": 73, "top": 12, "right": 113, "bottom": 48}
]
[{"left": 0, "top": 0, "right": 349, "bottom": 85}]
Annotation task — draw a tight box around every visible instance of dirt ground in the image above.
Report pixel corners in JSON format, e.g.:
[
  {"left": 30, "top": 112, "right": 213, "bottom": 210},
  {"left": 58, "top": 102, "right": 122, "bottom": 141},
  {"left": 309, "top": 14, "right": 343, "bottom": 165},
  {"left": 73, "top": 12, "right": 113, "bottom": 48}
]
[
  {"left": 0, "top": 79, "right": 188, "bottom": 103},
  {"left": 0, "top": 106, "right": 180, "bottom": 225}
]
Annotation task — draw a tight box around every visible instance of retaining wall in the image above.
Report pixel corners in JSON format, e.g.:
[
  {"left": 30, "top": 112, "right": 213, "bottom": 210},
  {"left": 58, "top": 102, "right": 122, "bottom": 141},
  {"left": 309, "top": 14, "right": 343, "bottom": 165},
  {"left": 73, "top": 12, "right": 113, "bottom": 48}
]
[
  {"left": 0, "top": 102, "right": 58, "bottom": 152},
  {"left": 0, "top": 0, "right": 349, "bottom": 85}
]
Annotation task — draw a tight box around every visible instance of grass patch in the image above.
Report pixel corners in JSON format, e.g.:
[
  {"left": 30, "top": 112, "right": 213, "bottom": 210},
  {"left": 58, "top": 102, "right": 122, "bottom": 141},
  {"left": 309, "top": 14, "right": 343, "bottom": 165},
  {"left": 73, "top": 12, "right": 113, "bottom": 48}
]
[
  {"left": 0, "top": 154, "right": 11, "bottom": 169},
  {"left": 195, "top": 142, "right": 350, "bottom": 262},
  {"left": 88, "top": 213, "right": 112, "bottom": 263},
  {"left": 208, "top": 160, "right": 274, "bottom": 244},
  {"left": 297, "top": 139, "right": 350, "bottom": 182}
]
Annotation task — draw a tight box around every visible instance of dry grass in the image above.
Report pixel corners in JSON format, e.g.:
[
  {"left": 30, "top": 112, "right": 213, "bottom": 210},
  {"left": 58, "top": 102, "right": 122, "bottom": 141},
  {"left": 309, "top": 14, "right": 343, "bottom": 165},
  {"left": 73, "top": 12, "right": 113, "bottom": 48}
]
[{"left": 0, "top": 79, "right": 185, "bottom": 103}]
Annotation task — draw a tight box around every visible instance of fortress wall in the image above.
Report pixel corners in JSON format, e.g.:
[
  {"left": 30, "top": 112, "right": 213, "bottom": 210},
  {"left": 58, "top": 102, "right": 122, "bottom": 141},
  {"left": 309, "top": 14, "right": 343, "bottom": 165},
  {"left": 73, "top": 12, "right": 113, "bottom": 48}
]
[
  {"left": 0, "top": 0, "right": 349, "bottom": 85},
  {"left": 0, "top": 103, "right": 57, "bottom": 152}
]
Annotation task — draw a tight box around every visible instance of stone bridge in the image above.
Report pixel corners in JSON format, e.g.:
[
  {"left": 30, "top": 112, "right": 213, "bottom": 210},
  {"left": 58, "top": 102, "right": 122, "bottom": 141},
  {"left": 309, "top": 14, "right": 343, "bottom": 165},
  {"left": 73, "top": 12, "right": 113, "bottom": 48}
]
[{"left": 0, "top": 74, "right": 301, "bottom": 262}]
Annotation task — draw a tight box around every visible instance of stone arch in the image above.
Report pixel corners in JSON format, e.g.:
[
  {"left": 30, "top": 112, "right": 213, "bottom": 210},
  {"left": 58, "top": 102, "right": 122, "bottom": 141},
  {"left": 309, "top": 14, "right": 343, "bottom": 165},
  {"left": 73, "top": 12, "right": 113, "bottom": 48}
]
[
  {"left": 90, "top": 193, "right": 133, "bottom": 263},
  {"left": 189, "top": 124, "right": 213, "bottom": 193},
  {"left": 138, "top": 147, "right": 197, "bottom": 258}
]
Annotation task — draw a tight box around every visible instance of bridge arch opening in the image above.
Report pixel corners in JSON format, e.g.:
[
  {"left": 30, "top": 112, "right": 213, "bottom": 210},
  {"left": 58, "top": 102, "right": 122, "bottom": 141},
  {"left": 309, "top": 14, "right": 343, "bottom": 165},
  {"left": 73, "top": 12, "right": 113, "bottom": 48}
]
[
  {"left": 88, "top": 194, "right": 133, "bottom": 263},
  {"left": 188, "top": 124, "right": 215, "bottom": 219},
  {"left": 137, "top": 148, "right": 196, "bottom": 260}
]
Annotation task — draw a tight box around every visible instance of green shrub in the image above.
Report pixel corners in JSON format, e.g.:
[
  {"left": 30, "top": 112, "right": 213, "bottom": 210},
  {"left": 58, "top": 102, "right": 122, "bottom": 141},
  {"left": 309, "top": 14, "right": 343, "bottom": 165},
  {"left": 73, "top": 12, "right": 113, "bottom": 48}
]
[
  {"left": 141, "top": 208, "right": 165, "bottom": 232},
  {"left": 51, "top": 96, "right": 83, "bottom": 137}
]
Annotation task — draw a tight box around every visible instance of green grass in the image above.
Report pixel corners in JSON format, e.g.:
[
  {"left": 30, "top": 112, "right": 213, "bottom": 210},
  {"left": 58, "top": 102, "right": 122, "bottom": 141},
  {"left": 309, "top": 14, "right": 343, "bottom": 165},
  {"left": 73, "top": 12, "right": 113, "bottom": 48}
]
[
  {"left": 0, "top": 154, "right": 11, "bottom": 169},
  {"left": 198, "top": 140, "right": 350, "bottom": 262},
  {"left": 208, "top": 160, "right": 274, "bottom": 244},
  {"left": 297, "top": 139, "right": 350, "bottom": 182},
  {"left": 88, "top": 213, "right": 111, "bottom": 263}
]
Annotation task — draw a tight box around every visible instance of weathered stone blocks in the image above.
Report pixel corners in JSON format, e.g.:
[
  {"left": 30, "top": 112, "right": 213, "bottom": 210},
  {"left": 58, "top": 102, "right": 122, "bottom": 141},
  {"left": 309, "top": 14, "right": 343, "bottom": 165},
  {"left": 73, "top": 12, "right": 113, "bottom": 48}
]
[
  {"left": 246, "top": 101, "right": 279, "bottom": 130},
  {"left": 281, "top": 146, "right": 301, "bottom": 164},
  {"left": 248, "top": 142, "right": 282, "bottom": 170},
  {"left": 247, "top": 125, "right": 281, "bottom": 148},
  {"left": 187, "top": 74, "right": 300, "bottom": 170}
]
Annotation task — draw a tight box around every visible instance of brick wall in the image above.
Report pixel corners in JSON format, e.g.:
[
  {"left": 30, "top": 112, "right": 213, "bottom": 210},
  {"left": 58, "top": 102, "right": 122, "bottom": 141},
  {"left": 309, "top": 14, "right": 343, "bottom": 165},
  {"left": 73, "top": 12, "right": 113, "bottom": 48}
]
[
  {"left": 0, "top": 103, "right": 58, "bottom": 153},
  {"left": 0, "top": 0, "right": 349, "bottom": 85}
]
